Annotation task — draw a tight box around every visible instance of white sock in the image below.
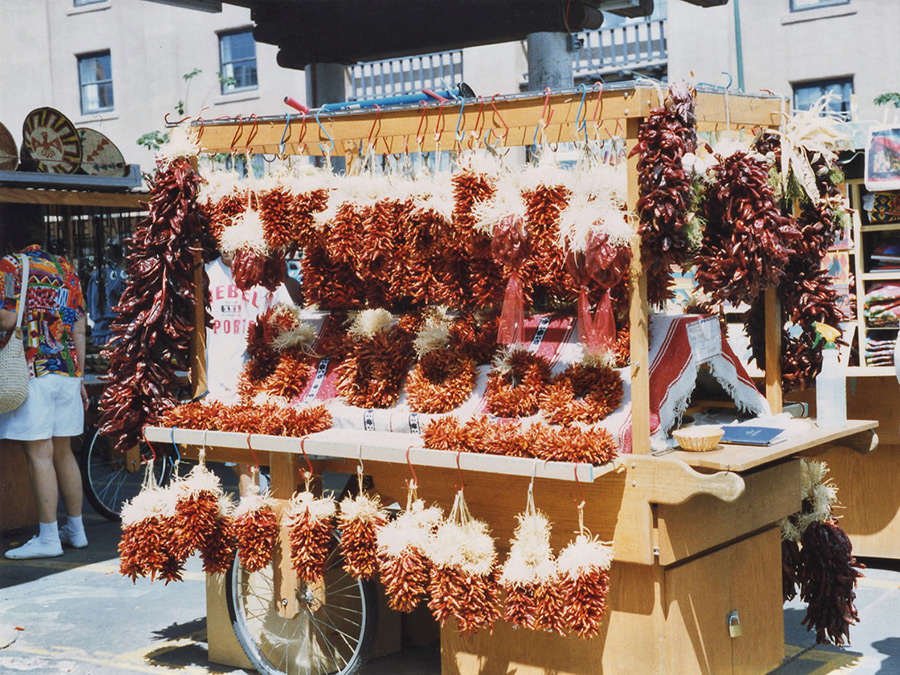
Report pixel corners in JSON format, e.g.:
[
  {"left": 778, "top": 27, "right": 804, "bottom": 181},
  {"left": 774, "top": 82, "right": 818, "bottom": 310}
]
[
  {"left": 38, "top": 521, "right": 59, "bottom": 543},
  {"left": 66, "top": 515, "right": 85, "bottom": 533}
]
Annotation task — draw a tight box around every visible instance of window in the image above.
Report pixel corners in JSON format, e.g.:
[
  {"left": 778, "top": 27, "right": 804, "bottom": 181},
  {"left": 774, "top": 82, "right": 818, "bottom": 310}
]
[
  {"left": 78, "top": 51, "right": 114, "bottom": 114},
  {"left": 219, "top": 29, "right": 258, "bottom": 94},
  {"left": 74, "top": 0, "right": 106, "bottom": 5},
  {"left": 793, "top": 77, "right": 853, "bottom": 119},
  {"left": 790, "top": 0, "right": 850, "bottom": 11}
]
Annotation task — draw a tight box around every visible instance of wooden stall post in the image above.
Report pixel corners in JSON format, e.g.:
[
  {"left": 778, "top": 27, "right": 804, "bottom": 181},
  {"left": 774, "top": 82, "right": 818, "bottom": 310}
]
[{"left": 764, "top": 287, "right": 783, "bottom": 414}]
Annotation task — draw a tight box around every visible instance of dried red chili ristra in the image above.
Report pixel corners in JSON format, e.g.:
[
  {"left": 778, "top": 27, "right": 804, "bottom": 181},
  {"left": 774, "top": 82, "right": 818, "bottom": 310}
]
[
  {"left": 98, "top": 155, "right": 213, "bottom": 454},
  {"left": 694, "top": 151, "right": 803, "bottom": 306},
  {"left": 630, "top": 82, "right": 698, "bottom": 306},
  {"left": 797, "top": 518, "right": 864, "bottom": 646}
]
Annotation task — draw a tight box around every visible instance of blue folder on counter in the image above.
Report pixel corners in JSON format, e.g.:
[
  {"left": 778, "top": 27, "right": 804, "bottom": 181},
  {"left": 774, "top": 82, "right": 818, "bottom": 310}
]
[{"left": 720, "top": 425, "right": 785, "bottom": 446}]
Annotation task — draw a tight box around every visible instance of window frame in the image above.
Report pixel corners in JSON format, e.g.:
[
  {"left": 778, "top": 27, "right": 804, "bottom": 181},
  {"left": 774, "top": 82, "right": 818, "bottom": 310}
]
[
  {"left": 77, "top": 50, "right": 115, "bottom": 115},
  {"left": 792, "top": 76, "right": 854, "bottom": 119},
  {"left": 218, "top": 28, "right": 259, "bottom": 95},
  {"left": 789, "top": 0, "right": 850, "bottom": 12},
  {"left": 73, "top": 0, "right": 106, "bottom": 5}
]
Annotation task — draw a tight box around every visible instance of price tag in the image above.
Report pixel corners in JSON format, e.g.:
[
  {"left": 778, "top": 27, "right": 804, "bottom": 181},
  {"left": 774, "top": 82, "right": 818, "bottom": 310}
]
[{"left": 686, "top": 316, "right": 722, "bottom": 364}]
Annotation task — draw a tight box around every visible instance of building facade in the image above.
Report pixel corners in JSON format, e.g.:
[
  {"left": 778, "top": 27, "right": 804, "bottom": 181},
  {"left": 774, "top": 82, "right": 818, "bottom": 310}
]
[{"left": 1, "top": 0, "right": 898, "bottom": 175}]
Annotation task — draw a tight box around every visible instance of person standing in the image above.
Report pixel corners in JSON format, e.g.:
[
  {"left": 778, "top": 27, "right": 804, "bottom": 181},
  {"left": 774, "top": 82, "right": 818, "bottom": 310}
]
[{"left": 0, "top": 204, "right": 89, "bottom": 559}]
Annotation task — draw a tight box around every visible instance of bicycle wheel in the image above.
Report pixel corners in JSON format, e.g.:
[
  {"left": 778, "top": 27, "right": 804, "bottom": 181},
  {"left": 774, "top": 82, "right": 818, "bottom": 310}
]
[
  {"left": 80, "top": 429, "right": 169, "bottom": 521},
  {"left": 226, "top": 533, "right": 377, "bottom": 675}
]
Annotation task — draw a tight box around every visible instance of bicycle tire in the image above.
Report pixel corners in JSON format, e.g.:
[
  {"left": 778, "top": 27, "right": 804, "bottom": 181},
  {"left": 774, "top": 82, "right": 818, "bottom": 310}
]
[
  {"left": 80, "top": 429, "right": 169, "bottom": 521},
  {"left": 226, "top": 532, "right": 377, "bottom": 675}
]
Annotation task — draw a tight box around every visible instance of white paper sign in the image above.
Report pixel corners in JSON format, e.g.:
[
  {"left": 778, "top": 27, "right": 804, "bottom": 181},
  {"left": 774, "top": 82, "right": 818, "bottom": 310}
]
[{"left": 686, "top": 316, "right": 722, "bottom": 364}]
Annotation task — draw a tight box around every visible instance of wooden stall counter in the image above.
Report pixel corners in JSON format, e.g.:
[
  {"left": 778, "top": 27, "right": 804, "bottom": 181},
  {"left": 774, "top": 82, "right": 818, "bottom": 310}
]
[{"left": 145, "top": 418, "right": 875, "bottom": 675}]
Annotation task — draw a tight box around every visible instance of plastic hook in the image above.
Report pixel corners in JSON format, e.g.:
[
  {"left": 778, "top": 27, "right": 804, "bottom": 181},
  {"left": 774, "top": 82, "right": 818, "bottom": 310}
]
[
  {"left": 415, "top": 101, "right": 429, "bottom": 147},
  {"left": 367, "top": 105, "right": 382, "bottom": 153},
  {"left": 455, "top": 450, "right": 465, "bottom": 493},
  {"left": 245, "top": 113, "right": 259, "bottom": 155},
  {"left": 141, "top": 426, "right": 157, "bottom": 463},
  {"left": 468, "top": 96, "right": 486, "bottom": 150},
  {"left": 314, "top": 108, "right": 335, "bottom": 155},
  {"left": 278, "top": 114, "right": 292, "bottom": 157},
  {"left": 488, "top": 93, "right": 509, "bottom": 140},
  {"left": 164, "top": 112, "right": 192, "bottom": 127},
  {"left": 573, "top": 463, "right": 586, "bottom": 511},
  {"left": 299, "top": 435, "right": 315, "bottom": 480},
  {"left": 229, "top": 115, "right": 244, "bottom": 154},
  {"left": 433, "top": 99, "right": 446, "bottom": 145},
  {"left": 405, "top": 445, "right": 419, "bottom": 490},
  {"left": 454, "top": 97, "right": 467, "bottom": 149},
  {"left": 246, "top": 433, "right": 260, "bottom": 474}
]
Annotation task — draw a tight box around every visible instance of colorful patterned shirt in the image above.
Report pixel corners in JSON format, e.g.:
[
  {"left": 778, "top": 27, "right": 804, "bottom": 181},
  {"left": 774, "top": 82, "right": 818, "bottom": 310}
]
[{"left": 1, "top": 245, "right": 85, "bottom": 378}]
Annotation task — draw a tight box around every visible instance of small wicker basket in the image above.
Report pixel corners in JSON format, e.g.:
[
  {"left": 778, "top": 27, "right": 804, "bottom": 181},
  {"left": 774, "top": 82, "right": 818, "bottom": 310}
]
[{"left": 672, "top": 425, "right": 724, "bottom": 452}]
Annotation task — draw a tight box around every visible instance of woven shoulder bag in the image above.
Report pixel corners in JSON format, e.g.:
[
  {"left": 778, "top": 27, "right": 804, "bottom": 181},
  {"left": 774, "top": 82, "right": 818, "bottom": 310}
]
[{"left": 0, "top": 254, "right": 31, "bottom": 414}]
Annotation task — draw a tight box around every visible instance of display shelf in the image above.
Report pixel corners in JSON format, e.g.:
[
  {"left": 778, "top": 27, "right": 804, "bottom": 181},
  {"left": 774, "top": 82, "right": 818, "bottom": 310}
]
[
  {"left": 861, "top": 222, "right": 900, "bottom": 233},
  {"left": 861, "top": 272, "right": 900, "bottom": 281}
]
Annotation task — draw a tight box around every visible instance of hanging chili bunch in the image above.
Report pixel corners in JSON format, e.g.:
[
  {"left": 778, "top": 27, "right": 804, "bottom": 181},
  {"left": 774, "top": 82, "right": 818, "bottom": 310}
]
[
  {"left": 199, "top": 494, "right": 236, "bottom": 575},
  {"left": 629, "top": 81, "right": 699, "bottom": 305},
  {"left": 693, "top": 151, "right": 802, "bottom": 306},
  {"left": 335, "top": 309, "right": 415, "bottom": 408},
  {"left": 744, "top": 129, "right": 848, "bottom": 391},
  {"left": 231, "top": 488, "right": 280, "bottom": 573},
  {"left": 166, "top": 455, "right": 226, "bottom": 563},
  {"left": 118, "top": 460, "right": 183, "bottom": 584},
  {"left": 99, "top": 132, "right": 212, "bottom": 454},
  {"left": 522, "top": 182, "right": 572, "bottom": 305},
  {"left": 377, "top": 489, "right": 444, "bottom": 613},
  {"left": 500, "top": 488, "right": 563, "bottom": 634},
  {"left": 556, "top": 504, "right": 614, "bottom": 639},
  {"left": 780, "top": 459, "right": 863, "bottom": 646},
  {"left": 338, "top": 469, "right": 389, "bottom": 580},
  {"left": 285, "top": 483, "right": 336, "bottom": 583},
  {"left": 425, "top": 489, "right": 502, "bottom": 635}
]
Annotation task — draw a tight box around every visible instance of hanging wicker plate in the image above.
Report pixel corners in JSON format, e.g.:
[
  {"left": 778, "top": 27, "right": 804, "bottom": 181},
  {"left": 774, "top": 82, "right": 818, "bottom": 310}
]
[
  {"left": 21, "top": 107, "right": 82, "bottom": 173},
  {"left": 0, "top": 121, "right": 17, "bottom": 171},
  {"left": 77, "top": 128, "right": 127, "bottom": 176}
]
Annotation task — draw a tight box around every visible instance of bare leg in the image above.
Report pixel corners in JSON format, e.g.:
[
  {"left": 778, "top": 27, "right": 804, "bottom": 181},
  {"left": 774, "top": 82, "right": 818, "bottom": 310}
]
[
  {"left": 52, "top": 436, "right": 83, "bottom": 518},
  {"left": 20, "top": 439, "right": 58, "bottom": 524},
  {"left": 233, "top": 464, "right": 256, "bottom": 499}
]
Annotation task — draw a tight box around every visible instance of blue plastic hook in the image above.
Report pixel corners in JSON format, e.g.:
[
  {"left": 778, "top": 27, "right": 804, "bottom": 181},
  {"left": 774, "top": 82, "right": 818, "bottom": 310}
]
[
  {"left": 278, "top": 113, "right": 292, "bottom": 156},
  {"left": 574, "top": 83, "right": 590, "bottom": 142},
  {"left": 315, "top": 108, "right": 335, "bottom": 155}
]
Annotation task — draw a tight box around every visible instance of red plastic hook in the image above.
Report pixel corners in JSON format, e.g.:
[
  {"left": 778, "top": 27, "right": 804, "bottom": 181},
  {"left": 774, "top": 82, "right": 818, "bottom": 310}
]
[
  {"left": 245, "top": 113, "right": 259, "bottom": 155},
  {"left": 540, "top": 86, "right": 554, "bottom": 128},
  {"left": 246, "top": 433, "right": 260, "bottom": 474},
  {"left": 140, "top": 426, "right": 158, "bottom": 463},
  {"left": 415, "top": 101, "right": 429, "bottom": 146},
  {"left": 468, "top": 96, "right": 486, "bottom": 150},
  {"left": 488, "top": 93, "right": 509, "bottom": 140},
  {"left": 405, "top": 446, "right": 419, "bottom": 490},
  {"left": 229, "top": 115, "right": 244, "bottom": 153},
  {"left": 433, "top": 99, "right": 446, "bottom": 145},
  {"left": 164, "top": 112, "right": 192, "bottom": 126},
  {"left": 299, "top": 436, "right": 315, "bottom": 481}
]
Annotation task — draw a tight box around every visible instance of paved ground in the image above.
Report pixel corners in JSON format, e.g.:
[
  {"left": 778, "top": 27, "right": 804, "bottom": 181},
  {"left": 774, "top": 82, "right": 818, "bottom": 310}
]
[{"left": 1, "top": 504, "right": 898, "bottom": 674}]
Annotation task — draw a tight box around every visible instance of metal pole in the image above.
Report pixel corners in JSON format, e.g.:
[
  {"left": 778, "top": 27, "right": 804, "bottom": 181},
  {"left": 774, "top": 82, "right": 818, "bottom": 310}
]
[
  {"left": 526, "top": 32, "right": 574, "bottom": 91},
  {"left": 733, "top": 0, "right": 745, "bottom": 92}
]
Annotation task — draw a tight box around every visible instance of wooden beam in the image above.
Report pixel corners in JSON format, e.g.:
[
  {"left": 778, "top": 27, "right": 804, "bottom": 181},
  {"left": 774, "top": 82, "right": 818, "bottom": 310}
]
[
  {"left": 764, "top": 287, "right": 782, "bottom": 414},
  {"left": 0, "top": 187, "right": 148, "bottom": 208}
]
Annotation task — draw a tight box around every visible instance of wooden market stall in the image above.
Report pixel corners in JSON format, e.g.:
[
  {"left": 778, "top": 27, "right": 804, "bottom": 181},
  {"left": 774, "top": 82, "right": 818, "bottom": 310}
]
[{"left": 141, "top": 83, "right": 877, "bottom": 674}]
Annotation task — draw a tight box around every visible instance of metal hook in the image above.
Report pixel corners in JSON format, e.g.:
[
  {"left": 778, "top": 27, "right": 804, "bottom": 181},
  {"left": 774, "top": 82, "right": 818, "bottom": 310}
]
[
  {"left": 315, "top": 108, "right": 335, "bottom": 155},
  {"left": 278, "top": 113, "right": 292, "bottom": 157},
  {"left": 405, "top": 445, "right": 419, "bottom": 490}
]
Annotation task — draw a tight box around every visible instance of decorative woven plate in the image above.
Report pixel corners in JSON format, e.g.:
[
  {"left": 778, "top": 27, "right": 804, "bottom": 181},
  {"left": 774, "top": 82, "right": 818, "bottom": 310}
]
[
  {"left": 0, "top": 121, "right": 17, "bottom": 171},
  {"left": 21, "top": 107, "right": 82, "bottom": 173},
  {"left": 77, "top": 128, "right": 127, "bottom": 176}
]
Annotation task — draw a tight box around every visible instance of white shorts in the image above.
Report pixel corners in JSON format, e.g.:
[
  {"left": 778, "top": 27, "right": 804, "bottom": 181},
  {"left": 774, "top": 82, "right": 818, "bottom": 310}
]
[{"left": 0, "top": 374, "right": 84, "bottom": 441}]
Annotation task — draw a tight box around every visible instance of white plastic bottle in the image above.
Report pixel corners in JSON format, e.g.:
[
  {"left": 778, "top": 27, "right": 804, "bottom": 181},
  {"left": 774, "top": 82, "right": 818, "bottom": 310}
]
[{"left": 815, "top": 324, "right": 847, "bottom": 430}]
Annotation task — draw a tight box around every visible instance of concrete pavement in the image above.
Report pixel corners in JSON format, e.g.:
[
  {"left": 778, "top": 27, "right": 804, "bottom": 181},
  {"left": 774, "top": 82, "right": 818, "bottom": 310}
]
[{"left": 2, "top": 507, "right": 898, "bottom": 674}]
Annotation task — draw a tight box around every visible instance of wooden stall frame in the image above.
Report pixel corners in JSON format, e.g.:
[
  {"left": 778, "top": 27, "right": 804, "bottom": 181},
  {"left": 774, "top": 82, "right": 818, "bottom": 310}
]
[{"left": 148, "top": 83, "right": 880, "bottom": 674}]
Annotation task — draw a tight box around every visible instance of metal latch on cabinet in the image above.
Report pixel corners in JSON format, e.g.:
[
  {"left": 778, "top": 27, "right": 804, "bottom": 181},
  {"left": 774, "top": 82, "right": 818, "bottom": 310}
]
[{"left": 727, "top": 610, "right": 742, "bottom": 638}]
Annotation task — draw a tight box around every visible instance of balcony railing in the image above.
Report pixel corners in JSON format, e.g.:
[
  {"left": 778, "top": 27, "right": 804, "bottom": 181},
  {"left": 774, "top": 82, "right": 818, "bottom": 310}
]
[
  {"left": 573, "top": 18, "right": 667, "bottom": 81},
  {"left": 349, "top": 50, "right": 463, "bottom": 101}
]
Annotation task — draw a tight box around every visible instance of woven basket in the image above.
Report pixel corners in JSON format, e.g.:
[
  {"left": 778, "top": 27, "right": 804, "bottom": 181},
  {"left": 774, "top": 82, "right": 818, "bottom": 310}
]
[
  {"left": 0, "top": 327, "right": 29, "bottom": 414},
  {"left": 672, "top": 425, "right": 724, "bottom": 452}
]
